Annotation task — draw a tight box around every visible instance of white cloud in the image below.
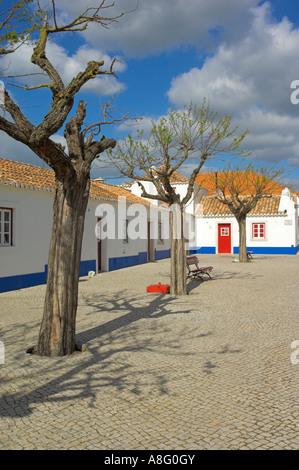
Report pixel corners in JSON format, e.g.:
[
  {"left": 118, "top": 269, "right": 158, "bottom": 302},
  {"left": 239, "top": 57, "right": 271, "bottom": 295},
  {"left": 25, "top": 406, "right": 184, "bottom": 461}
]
[
  {"left": 236, "top": 108, "right": 299, "bottom": 166},
  {"left": 168, "top": 3, "right": 299, "bottom": 114},
  {"left": 48, "top": 0, "right": 260, "bottom": 57},
  {"left": 166, "top": 3, "right": 299, "bottom": 168}
]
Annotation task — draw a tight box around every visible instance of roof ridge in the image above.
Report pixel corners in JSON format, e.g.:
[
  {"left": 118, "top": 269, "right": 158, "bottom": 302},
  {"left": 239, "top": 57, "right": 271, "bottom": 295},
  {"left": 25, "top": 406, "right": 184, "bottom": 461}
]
[{"left": 0, "top": 158, "right": 152, "bottom": 206}]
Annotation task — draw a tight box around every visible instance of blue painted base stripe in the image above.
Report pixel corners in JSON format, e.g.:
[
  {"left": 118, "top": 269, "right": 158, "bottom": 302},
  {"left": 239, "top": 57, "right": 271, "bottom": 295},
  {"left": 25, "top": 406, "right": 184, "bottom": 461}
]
[
  {"left": 190, "top": 246, "right": 298, "bottom": 255},
  {"left": 109, "top": 252, "right": 148, "bottom": 271},
  {"left": 233, "top": 247, "right": 298, "bottom": 255},
  {"left": 0, "top": 259, "right": 97, "bottom": 293},
  {"left": 155, "top": 249, "right": 171, "bottom": 260},
  {"left": 0, "top": 271, "right": 47, "bottom": 293},
  {"left": 189, "top": 247, "right": 216, "bottom": 254},
  {"left": 79, "top": 259, "right": 96, "bottom": 276}
]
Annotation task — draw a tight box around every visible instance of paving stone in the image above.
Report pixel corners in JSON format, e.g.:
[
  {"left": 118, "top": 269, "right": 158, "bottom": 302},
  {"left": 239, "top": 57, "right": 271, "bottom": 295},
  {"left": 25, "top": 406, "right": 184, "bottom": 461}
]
[{"left": 0, "top": 254, "right": 298, "bottom": 449}]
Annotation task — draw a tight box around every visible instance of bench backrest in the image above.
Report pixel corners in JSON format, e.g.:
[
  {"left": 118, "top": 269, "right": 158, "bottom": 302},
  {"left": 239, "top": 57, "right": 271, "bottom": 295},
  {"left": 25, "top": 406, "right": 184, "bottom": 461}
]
[{"left": 186, "top": 255, "right": 199, "bottom": 266}]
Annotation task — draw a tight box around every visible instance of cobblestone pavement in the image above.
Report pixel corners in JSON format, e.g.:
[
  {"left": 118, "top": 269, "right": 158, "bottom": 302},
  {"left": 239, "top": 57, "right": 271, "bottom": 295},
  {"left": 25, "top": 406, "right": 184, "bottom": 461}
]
[{"left": 0, "top": 254, "right": 298, "bottom": 450}]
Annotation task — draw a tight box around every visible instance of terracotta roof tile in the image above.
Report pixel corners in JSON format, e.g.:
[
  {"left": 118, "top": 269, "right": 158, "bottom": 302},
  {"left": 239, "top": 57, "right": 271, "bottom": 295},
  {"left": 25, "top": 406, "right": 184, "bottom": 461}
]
[
  {"left": 195, "top": 171, "right": 291, "bottom": 196},
  {"left": 90, "top": 179, "right": 152, "bottom": 205},
  {"left": 0, "top": 158, "right": 151, "bottom": 205},
  {"left": 197, "top": 194, "right": 283, "bottom": 216}
]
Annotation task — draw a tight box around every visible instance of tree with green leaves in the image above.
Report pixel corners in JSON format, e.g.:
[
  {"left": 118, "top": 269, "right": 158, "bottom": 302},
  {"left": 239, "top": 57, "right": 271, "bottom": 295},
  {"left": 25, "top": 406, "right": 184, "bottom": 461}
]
[
  {"left": 211, "top": 161, "right": 287, "bottom": 262},
  {"left": 0, "top": 0, "right": 44, "bottom": 55},
  {"left": 0, "top": 0, "right": 134, "bottom": 357},
  {"left": 106, "top": 101, "right": 249, "bottom": 295}
]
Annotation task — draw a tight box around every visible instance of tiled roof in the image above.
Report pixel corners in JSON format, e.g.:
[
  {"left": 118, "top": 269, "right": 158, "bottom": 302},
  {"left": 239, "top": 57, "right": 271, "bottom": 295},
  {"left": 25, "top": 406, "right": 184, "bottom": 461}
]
[
  {"left": 90, "top": 179, "right": 152, "bottom": 205},
  {"left": 168, "top": 170, "right": 190, "bottom": 184},
  {"left": 197, "top": 194, "right": 284, "bottom": 216},
  {"left": 0, "top": 158, "right": 151, "bottom": 205},
  {"left": 195, "top": 171, "right": 288, "bottom": 197}
]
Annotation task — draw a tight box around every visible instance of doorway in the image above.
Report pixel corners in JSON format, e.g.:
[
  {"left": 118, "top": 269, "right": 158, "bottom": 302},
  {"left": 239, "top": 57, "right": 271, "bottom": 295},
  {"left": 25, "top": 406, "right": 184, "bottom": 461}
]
[
  {"left": 97, "top": 218, "right": 102, "bottom": 272},
  {"left": 147, "top": 221, "right": 154, "bottom": 262},
  {"left": 218, "top": 223, "right": 231, "bottom": 253}
]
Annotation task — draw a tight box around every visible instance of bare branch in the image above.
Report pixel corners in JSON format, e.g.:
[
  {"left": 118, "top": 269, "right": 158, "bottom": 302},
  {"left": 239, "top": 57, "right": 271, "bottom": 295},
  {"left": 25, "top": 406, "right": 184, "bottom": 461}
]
[
  {"left": 3, "top": 89, "right": 34, "bottom": 136},
  {"left": 51, "top": 0, "right": 58, "bottom": 30},
  {"left": 6, "top": 81, "right": 53, "bottom": 91},
  {"left": 1, "top": 72, "right": 47, "bottom": 79},
  {"left": 30, "top": 19, "right": 65, "bottom": 98},
  {"left": 46, "top": 0, "right": 139, "bottom": 34},
  {"left": 82, "top": 95, "right": 134, "bottom": 141},
  {"left": 0, "top": 114, "right": 29, "bottom": 144}
]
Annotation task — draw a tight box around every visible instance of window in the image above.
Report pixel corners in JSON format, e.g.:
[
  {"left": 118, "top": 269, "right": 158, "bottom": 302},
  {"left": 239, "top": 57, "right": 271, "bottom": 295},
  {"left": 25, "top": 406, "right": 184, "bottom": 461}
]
[
  {"left": 122, "top": 219, "right": 129, "bottom": 244},
  {"left": 252, "top": 223, "right": 265, "bottom": 240},
  {"left": 158, "top": 222, "right": 163, "bottom": 243},
  {"left": 0, "top": 208, "right": 12, "bottom": 246},
  {"left": 220, "top": 227, "right": 230, "bottom": 236}
]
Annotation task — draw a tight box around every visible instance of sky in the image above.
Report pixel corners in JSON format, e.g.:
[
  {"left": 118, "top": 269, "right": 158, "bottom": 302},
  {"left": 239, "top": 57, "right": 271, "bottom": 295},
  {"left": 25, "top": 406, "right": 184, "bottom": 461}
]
[{"left": 1, "top": 0, "right": 299, "bottom": 189}]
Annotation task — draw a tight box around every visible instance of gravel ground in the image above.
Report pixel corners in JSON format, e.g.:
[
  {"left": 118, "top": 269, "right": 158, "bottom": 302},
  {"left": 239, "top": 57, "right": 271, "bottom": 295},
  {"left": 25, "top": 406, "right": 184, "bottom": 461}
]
[{"left": 0, "top": 253, "right": 298, "bottom": 450}]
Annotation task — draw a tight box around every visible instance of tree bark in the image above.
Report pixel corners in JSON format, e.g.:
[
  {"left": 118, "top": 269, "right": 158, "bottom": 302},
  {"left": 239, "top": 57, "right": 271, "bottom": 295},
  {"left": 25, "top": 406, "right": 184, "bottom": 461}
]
[
  {"left": 36, "top": 172, "right": 90, "bottom": 356},
  {"left": 238, "top": 216, "right": 248, "bottom": 263},
  {"left": 170, "top": 205, "right": 187, "bottom": 295}
]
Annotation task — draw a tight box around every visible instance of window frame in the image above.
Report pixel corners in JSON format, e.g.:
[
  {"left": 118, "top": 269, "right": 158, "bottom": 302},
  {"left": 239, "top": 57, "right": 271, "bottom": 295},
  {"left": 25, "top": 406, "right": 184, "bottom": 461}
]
[
  {"left": 0, "top": 207, "right": 13, "bottom": 246},
  {"left": 158, "top": 221, "right": 163, "bottom": 244},
  {"left": 252, "top": 222, "right": 266, "bottom": 241},
  {"left": 122, "top": 219, "right": 129, "bottom": 244}
]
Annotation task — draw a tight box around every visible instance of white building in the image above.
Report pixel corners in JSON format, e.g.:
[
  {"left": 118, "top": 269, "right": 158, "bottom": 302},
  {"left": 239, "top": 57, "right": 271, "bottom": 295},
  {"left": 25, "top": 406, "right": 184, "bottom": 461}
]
[
  {"left": 193, "top": 188, "right": 299, "bottom": 255},
  {"left": 124, "top": 170, "right": 299, "bottom": 256},
  {"left": 1, "top": 159, "right": 298, "bottom": 293},
  {"left": 121, "top": 170, "right": 206, "bottom": 215},
  {"left": 0, "top": 158, "right": 170, "bottom": 293}
]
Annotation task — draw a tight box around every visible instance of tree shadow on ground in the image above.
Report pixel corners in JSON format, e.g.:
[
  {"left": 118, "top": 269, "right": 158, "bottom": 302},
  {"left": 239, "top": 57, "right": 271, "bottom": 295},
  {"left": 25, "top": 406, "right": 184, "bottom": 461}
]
[
  {"left": 187, "top": 269, "right": 263, "bottom": 293},
  {"left": 0, "top": 291, "right": 242, "bottom": 418},
  {"left": 212, "top": 270, "right": 263, "bottom": 280},
  {"left": 0, "top": 293, "right": 189, "bottom": 417},
  {"left": 76, "top": 289, "right": 191, "bottom": 344}
]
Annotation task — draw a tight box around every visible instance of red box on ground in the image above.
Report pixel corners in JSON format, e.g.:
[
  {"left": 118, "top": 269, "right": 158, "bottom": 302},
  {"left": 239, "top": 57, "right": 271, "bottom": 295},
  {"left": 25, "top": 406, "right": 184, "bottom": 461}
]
[{"left": 146, "top": 282, "right": 170, "bottom": 293}]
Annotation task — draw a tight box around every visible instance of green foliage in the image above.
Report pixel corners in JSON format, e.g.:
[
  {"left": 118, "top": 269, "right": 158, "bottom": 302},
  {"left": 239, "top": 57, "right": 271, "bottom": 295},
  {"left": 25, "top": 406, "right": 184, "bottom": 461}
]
[
  {"left": 0, "top": 0, "right": 46, "bottom": 53},
  {"left": 105, "top": 100, "right": 250, "bottom": 206}
]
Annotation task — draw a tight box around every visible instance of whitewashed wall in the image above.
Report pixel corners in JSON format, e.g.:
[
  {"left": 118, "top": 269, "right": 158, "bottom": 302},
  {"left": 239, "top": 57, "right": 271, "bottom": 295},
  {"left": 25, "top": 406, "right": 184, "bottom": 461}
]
[
  {"left": 0, "top": 185, "right": 171, "bottom": 292},
  {"left": 195, "top": 214, "right": 298, "bottom": 255},
  {"left": 0, "top": 186, "right": 53, "bottom": 278}
]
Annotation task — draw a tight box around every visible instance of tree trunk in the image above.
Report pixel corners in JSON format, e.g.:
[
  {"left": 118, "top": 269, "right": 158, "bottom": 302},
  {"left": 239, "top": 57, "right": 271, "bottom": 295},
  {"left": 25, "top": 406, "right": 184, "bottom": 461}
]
[
  {"left": 238, "top": 216, "right": 248, "bottom": 263},
  {"left": 36, "top": 172, "right": 90, "bottom": 356},
  {"left": 170, "top": 205, "right": 187, "bottom": 295}
]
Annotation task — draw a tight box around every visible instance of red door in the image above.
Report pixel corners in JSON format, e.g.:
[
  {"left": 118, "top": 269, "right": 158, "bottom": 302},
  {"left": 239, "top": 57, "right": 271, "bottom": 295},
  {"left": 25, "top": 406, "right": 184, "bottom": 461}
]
[{"left": 218, "top": 223, "right": 231, "bottom": 253}]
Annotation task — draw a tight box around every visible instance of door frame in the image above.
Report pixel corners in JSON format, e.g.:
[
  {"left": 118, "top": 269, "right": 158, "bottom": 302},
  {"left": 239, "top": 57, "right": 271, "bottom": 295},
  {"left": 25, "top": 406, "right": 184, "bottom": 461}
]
[
  {"left": 147, "top": 220, "right": 154, "bottom": 262},
  {"left": 217, "top": 222, "right": 232, "bottom": 254},
  {"left": 97, "top": 217, "right": 102, "bottom": 272}
]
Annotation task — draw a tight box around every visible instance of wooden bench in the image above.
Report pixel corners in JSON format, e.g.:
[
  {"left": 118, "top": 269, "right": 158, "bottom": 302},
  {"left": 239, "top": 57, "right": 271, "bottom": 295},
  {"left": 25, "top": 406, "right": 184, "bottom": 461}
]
[{"left": 186, "top": 255, "right": 213, "bottom": 281}]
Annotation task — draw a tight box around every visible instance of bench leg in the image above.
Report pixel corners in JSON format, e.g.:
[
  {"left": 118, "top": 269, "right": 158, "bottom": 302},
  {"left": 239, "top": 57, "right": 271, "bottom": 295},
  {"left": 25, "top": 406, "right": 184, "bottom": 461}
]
[{"left": 191, "top": 273, "right": 203, "bottom": 281}]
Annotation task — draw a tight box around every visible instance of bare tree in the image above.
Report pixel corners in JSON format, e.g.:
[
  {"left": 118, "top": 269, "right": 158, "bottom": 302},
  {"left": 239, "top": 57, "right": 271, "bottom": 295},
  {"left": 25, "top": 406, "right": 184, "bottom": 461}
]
[
  {"left": 212, "top": 162, "right": 287, "bottom": 262},
  {"left": 0, "top": 0, "right": 134, "bottom": 356},
  {"left": 105, "top": 101, "right": 249, "bottom": 295}
]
